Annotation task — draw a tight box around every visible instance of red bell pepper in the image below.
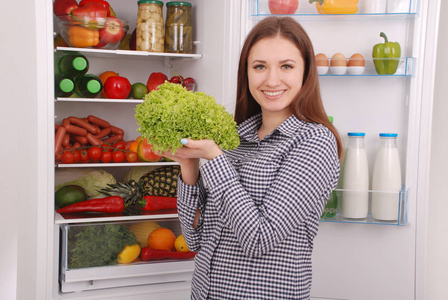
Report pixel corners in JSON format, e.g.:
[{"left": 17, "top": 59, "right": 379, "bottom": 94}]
[
  {"left": 79, "top": 0, "right": 112, "bottom": 17},
  {"left": 139, "top": 195, "right": 178, "bottom": 211},
  {"left": 56, "top": 196, "right": 125, "bottom": 213},
  {"left": 140, "top": 247, "right": 196, "bottom": 261},
  {"left": 72, "top": 2, "right": 107, "bottom": 23},
  {"left": 53, "top": 0, "right": 79, "bottom": 20}
]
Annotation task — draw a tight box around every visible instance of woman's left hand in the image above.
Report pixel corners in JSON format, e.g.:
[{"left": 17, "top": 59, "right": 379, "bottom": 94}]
[{"left": 161, "top": 139, "right": 223, "bottom": 161}]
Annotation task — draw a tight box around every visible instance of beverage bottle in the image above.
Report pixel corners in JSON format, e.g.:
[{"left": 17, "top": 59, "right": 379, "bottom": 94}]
[
  {"left": 58, "top": 52, "right": 89, "bottom": 78},
  {"left": 341, "top": 132, "right": 369, "bottom": 219},
  {"left": 54, "top": 75, "right": 75, "bottom": 98},
  {"left": 322, "top": 116, "right": 338, "bottom": 219},
  {"left": 74, "top": 74, "right": 103, "bottom": 98},
  {"left": 387, "top": 0, "right": 411, "bottom": 13},
  {"left": 365, "top": 0, "right": 387, "bottom": 13},
  {"left": 371, "top": 133, "right": 402, "bottom": 221}
]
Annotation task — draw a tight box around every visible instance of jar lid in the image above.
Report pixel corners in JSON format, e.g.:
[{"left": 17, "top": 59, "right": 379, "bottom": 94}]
[
  {"left": 166, "top": 1, "right": 192, "bottom": 6},
  {"left": 72, "top": 57, "right": 87, "bottom": 71},
  {"left": 348, "top": 132, "right": 365, "bottom": 137},
  {"left": 379, "top": 133, "right": 398, "bottom": 137},
  {"left": 138, "top": 0, "right": 163, "bottom": 5},
  {"left": 59, "top": 78, "right": 74, "bottom": 93}
]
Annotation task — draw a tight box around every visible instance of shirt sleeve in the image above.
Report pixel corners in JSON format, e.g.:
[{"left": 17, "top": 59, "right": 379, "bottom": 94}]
[
  {"left": 200, "top": 133, "right": 340, "bottom": 258},
  {"left": 176, "top": 174, "right": 207, "bottom": 252}
]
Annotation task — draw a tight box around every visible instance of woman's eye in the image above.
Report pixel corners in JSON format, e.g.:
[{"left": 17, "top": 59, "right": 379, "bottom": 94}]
[
  {"left": 282, "top": 64, "right": 293, "bottom": 69},
  {"left": 253, "top": 65, "right": 265, "bottom": 70}
]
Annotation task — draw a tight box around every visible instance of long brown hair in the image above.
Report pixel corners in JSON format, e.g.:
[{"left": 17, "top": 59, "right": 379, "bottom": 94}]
[{"left": 235, "top": 16, "right": 343, "bottom": 160}]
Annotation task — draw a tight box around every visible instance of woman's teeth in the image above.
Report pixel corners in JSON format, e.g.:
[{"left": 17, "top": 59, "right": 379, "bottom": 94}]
[{"left": 264, "top": 90, "right": 284, "bottom": 96}]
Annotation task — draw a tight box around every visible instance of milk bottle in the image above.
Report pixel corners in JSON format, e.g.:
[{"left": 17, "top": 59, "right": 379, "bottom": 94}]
[
  {"left": 341, "top": 132, "right": 369, "bottom": 219},
  {"left": 371, "top": 133, "right": 402, "bottom": 220}
]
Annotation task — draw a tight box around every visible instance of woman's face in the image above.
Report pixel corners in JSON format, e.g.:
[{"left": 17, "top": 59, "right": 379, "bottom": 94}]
[{"left": 247, "top": 35, "right": 305, "bottom": 119}]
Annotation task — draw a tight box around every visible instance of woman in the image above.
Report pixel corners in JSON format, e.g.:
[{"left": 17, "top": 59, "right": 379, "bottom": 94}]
[{"left": 162, "top": 16, "right": 343, "bottom": 300}]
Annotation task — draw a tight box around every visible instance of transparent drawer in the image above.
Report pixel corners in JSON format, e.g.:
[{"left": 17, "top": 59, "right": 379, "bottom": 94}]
[{"left": 60, "top": 219, "right": 195, "bottom": 293}]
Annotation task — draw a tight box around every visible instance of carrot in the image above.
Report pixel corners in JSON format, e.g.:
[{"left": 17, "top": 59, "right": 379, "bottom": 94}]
[
  {"left": 56, "top": 196, "right": 125, "bottom": 214},
  {"left": 139, "top": 196, "right": 177, "bottom": 211}
]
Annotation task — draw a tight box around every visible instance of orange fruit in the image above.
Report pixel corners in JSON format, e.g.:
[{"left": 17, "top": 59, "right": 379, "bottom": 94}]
[
  {"left": 99, "top": 71, "right": 119, "bottom": 97},
  {"left": 129, "top": 141, "right": 139, "bottom": 153},
  {"left": 147, "top": 228, "right": 176, "bottom": 251},
  {"left": 136, "top": 136, "right": 142, "bottom": 143},
  {"left": 174, "top": 235, "right": 190, "bottom": 253}
]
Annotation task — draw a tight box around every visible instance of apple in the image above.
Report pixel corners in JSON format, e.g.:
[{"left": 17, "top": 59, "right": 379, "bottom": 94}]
[
  {"left": 268, "top": 0, "right": 299, "bottom": 14},
  {"left": 147, "top": 72, "right": 168, "bottom": 92},
  {"left": 169, "top": 75, "right": 184, "bottom": 84},
  {"left": 99, "top": 17, "right": 125, "bottom": 44},
  {"left": 183, "top": 77, "right": 196, "bottom": 91}
]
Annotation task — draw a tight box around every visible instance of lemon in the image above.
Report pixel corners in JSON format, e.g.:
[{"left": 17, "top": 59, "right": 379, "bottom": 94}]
[
  {"left": 117, "top": 244, "right": 141, "bottom": 264},
  {"left": 175, "top": 235, "right": 190, "bottom": 253},
  {"left": 131, "top": 82, "right": 149, "bottom": 99}
]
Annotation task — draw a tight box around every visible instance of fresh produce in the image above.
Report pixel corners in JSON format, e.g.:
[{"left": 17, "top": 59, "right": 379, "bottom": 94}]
[
  {"left": 137, "top": 139, "right": 163, "bottom": 162},
  {"left": 175, "top": 235, "right": 190, "bottom": 253},
  {"left": 309, "top": 0, "right": 359, "bottom": 14},
  {"left": 68, "top": 26, "right": 100, "bottom": 48},
  {"left": 168, "top": 74, "right": 195, "bottom": 91},
  {"left": 104, "top": 76, "right": 131, "bottom": 99},
  {"left": 146, "top": 72, "right": 168, "bottom": 92},
  {"left": 55, "top": 168, "right": 117, "bottom": 199},
  {"left": 99, "top": 17, "right": 126, "bottom": 44},
  {"left": 117, "top": 244, "right": 141, "bottom": 264},
  {"left": 125, "top": 152, "right": 138, "bottom": 162},
  {"left": 140, "top": 195, "right": 177, "bottom": 211},
  {"left": 55, "top": 185, "right": 87, "bottom": 208},
  {"left": 139, "top": 165, "right": 179, "bottom": 197},
  {"left": 135, "top": 82, "right": 240, "bottom": 153},
  {"left": 53, "top": 0, "right": 79, "bottom": 20},
  {"left": 71, "top": 2, "right": 107, "bottom": 24},
  {"left": 130, "top": 82, "right": 148, "bottom": 99},
  {"left": 140, "top": 247, "right": 196, "bottom": 261},
  {"left": 147, "top": 228, "right": 176, "bottom": 251},
  {"left": 56, "top": 196, "right": 125, "bottom": 213},
  {"left": 68, "top": 223, "right": 137, "bottom": 269},
  {"left": 79, "top": 0, "right": 114, "bottom": 17},
  {"left": 123, "top": 166, "right": 159, "bottom": 182},
  {"left": 372, "top": 32, "right": 401, "bottom": 75},
  {"left": 129, "top": 221, "right": 161, "bottom": 247},
  {"left": 100, "top": 180, "right": 145, "bottom": 207},
  {"left": 268, "top": 0, "right": 299, "bottom": 14}
]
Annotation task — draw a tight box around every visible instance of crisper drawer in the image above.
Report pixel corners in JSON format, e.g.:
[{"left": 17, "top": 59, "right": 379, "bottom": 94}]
[{"left": 60, "top": 219, "right": 195, "bottom": 293}]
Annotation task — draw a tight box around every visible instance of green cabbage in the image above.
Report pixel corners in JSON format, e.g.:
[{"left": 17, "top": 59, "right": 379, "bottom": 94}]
[
  {"left": 123, "top": 166, "right": 159, "bottom": 182},
  {"left": 55, "top": 168, "right": 116, "bottom": 199},
  {"left": 134, "top": 82, "right": 240, "bottom": 153}
]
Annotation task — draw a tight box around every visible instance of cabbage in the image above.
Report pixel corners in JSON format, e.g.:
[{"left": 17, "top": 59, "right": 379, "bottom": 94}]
[
  {"left": 55, "top": 168, "right": 116, "bottom": 199},
  {"left": 123, "top": 166, "right": 159, "bottom": 182}
]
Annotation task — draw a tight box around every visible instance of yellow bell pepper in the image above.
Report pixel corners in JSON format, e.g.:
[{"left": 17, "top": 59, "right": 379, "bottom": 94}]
[
  {"left": 117, "top": 244, "right": 141, "bottom": 264},
  {"left": 68, "top": 25, "right": 99, "bottom": 48},
  {"left": 309, "top": 0, "right": 359, "bottom": 14}
]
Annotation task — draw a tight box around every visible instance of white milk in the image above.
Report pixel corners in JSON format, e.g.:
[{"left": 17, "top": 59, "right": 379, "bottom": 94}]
[
  {"left": 341, "top": 133, "right": 370, "bottom": 219},
  {"left": 371, "top": 133, "right": 402, "bottom": 220}
]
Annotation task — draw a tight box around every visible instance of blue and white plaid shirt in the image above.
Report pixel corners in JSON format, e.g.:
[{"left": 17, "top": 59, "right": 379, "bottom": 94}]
[{"left": 177, "top": 113, "right": 340, "bottom": 300}]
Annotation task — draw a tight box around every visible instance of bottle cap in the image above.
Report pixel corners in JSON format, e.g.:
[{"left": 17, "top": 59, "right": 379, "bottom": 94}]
[
  {"left": 348, "top": 132, "right": 365, "bottom": 137},
  {"left": 59, "top": 78, "right": 74, "bottom": 92},
  {"left": 87, "top": 79, "right": 101, "bottom": 93},
  {"left": 72, "top": 57, "right": 87, "bottom": 71},
  {"left": 328, "top": 116, "right": 334, "bottom": 123},
  {"left": 379, "top": 133, "right": 398, "bottom": 138}
]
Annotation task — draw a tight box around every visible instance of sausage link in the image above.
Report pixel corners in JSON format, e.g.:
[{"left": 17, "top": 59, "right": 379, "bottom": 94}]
[
  {"left": 72, "top": 135, "right": 88, "bottom": 145},
  {"left": 86, "top": 133, "right": 104, "bottom": 146},
  {"left": 102, "top": 134, "right": 123, "bottom": 144},
  {"left": 110, "top": 126, "right": 124, "bottom": 135},
  {"left": 94, "top": 127, "right": 111, "bottom": 139},
  {"left": 64, "top": 124, "right": 88, "bottom": 136},
  {"left": 68, "top": 116, "right": 99, "bottom": 134},
  {"left": 87, "top": 115, "right": 111, "bottom": 128},
  {"left": 55, "top": 126, "right": 66, "bottom": 155}
]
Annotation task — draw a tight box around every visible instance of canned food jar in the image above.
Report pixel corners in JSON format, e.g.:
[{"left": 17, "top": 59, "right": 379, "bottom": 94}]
[
  {"left": 165, "top": 2, "right": 193, "bottom": 53},
  {"left": 136, "top": 0, "right": 164, "bottom": 52}
]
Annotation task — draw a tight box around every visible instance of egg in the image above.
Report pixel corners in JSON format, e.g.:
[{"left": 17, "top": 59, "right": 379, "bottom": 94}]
[
  {"left": 315, "top": 53, "right": 329, "bottom": 67},
  {"left": 330, "top": 53, "right": 348, "bottom": 67},
  {"left": 348, "top": 53, "right": 365, "bottom": 67}
]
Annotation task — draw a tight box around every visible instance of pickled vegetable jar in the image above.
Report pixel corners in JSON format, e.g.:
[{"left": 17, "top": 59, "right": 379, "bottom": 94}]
[
  {"left": 165, "top": 2, "right": 193, "bottom": 53},
  {"left": 136, "top": 0, "right": 164, "bottom": 52}
]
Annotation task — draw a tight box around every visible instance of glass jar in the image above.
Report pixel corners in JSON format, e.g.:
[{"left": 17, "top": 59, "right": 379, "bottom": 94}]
[
  {"left": 136, "top": 0, "right": 164, "bottom": 52},
  {"left": 165, "top": 2, "right": 193, "bottom": 53}
]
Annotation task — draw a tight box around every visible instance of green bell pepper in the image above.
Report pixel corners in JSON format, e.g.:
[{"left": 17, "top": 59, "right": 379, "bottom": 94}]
[{"left": 372, "top": 32, "right": 401, "bottom": 75}]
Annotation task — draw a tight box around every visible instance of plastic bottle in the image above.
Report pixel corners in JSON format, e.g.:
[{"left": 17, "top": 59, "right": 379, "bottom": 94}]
[
  {"left": 371, "top": 133, "right": 402, "bottom": 221},
  {"left": 74, "top": 74, "right": 103, "bottom": 98},
  {"left": 321, "top": 116, "right": 338, "bottom": 219},
  {"left": 341, "top": 132, "right": 369, "bottom": 219},
  {"left": 55, "top": 75, "right": 75, "bottom": 98},
  {"left": 58, "top": 52, "right": 89, "bottom": 78}
]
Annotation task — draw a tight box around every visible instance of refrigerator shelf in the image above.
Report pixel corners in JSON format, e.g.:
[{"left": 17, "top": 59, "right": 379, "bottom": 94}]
[
  {"left": 56, "top": 161, "right": 179, "bottom": 168},
  {"left": 320, "top": 187, "right": 409, "bottom": 226},
  {"left": 56, "top": 97, "right": 144, "bottom": 103}
]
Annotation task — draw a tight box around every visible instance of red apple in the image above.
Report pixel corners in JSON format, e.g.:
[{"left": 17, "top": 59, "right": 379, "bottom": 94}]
[
  {"left": 268, "top": 0, "right": 299, "bottom": 14},
  {"left": 147, "top": 72, "right": 168, "bottom": 92},
  {"left": 53, "top": 0, "right": 79, "bottom": 20},
  {"left": 99, "top": 17, "right": 125, "bottom": 44},
  {"left": 169, "top": 75, "right": 184, "bottom": 84}
]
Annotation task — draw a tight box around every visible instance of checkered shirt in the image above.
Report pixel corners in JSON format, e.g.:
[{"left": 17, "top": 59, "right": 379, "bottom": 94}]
[{"left": 177, "top": 113, "right": 340, "bottom": 300}]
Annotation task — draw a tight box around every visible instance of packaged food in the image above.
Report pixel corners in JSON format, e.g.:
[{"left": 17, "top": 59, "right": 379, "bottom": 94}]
[
  {"left": 165, "top": 2, "right": 193, "bottom": 53},
  {"left": 137, "top": 0, "right": 164, "bottom": 52}
]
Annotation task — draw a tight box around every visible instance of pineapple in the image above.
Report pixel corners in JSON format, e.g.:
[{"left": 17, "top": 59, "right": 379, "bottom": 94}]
[
  {"left": 139, "top": 165, "right": 180, "bottom": 197},
  {"left": 99, "top": 180, "right": 144, "bottom": 206}
]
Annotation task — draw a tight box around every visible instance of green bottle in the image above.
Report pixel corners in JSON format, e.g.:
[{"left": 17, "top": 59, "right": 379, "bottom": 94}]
[
  {"left": 74, "top": 74, "right": 103, "bottom": 98},
  {"left": 321, "top": 116, "right": 338, "bottom": 219},
  {"left": 55, "top": 75, "right": 75, "bottom": 98},
  {"left": 58, "top": 53, "right": 89, "bottom": 78}
]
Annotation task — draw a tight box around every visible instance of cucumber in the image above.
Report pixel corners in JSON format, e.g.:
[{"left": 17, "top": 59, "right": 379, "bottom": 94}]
[{"left": 55, "top": 185, "right": 87, "bottom": 208}]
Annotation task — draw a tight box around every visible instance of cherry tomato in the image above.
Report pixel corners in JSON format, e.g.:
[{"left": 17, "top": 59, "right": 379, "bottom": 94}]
[
  {"left": 101, "top": 151, "right": 112, "bottom": 163},
  {"left": 126, "top": 151, "right": 138, "bottom": 162},
  {"left": 72, "top": 150, "right": 81, "bottom": 163},
  {"left": 113, "top": 141, "right": 126, "bottom": 150},
  {"left": 112, "top": 150, "right": 125, "bottom": 163},
  {"left": 80, "top": 150, "right": 90, "bottom": 163},
  {"left": 61, "top": 151, "right": 74, "bottom": 164},
  {"left": 88, "top": 146, "right": 102, "bottom": 161},
  {"left": 268, "top": 0, "right": 298, "bottom": 14}
]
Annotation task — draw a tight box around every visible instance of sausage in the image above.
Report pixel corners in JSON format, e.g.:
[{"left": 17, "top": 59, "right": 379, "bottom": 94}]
[
  {"left": 55, "top": 126, "right": 66, "bottom": 155},
  {"left": 72, "top": 135, "right": 88, "bottom": 145},
  {"left": 93, "top": 127, "right": 111, "bottom": 139},
  {"left": 110, "top": 126, "right": 124, "bottom": 135},
  {"left": 87, "top": 115, "right": 111, "bottom": 128},
  {"left": 55, "top": 124, "right": 61, "bottom": 131},
  {"left": 102, "top": 134, "right": 123, "bottom": 144},
  {"left": 68, "top": 116, "right": 99, "bottom": 134},
  {"left": 72, "top": 142, "right": 82, "bottom": 149},
  {"left": 64, "top": 124, "right": 88, "bottom": 136},
  {"left": 86, "top": 133, "right": 103, "bottom": 145},
  {"left": 62, "top": 133, "right": 70, "bottom": 147},
  {"left": 62, "top": 118, "right": 70, "bottom": 127}
]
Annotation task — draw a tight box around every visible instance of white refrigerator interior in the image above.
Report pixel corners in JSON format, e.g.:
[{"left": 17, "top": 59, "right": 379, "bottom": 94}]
[{"left": 17, "top": 0, "right": 440, "bottom": 299}]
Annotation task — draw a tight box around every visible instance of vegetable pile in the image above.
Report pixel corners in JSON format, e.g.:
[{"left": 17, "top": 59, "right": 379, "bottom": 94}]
[{"left": 135, "top": 82, "right": 240, "bottom": 153}]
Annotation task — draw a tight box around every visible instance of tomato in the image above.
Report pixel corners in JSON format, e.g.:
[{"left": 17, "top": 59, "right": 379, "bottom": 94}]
[
  {"left": 88, "top": 146, "right": 102, "bottom": 161},
  {"left": 146, "top": 72, "right": 168, "bottom": 92},
  {"left": 104, "top": 76, "right": 132, "bottom": 99},
  {"left": 61, "top": 151, "right": 74, "bottom": 164},
  {"left": 268, "top": 0, "right": 299, "bottom": 14},
  {"left": 99, "top": 71, "right": 119, "bottom": 98},
  {"left": 72, "top": 150, "right": 81, "bottom": 163},
  {"left": 112, "top": 150, "right": 125, "bottom": 163},
  {"left": 125, "top": 151, "right": 138, "bottom": 162},
  {"left": 80, "top": 150, "right": 90, "bottom": 162},
  {"left": 101, "top": 151, "right": 112, "bottom": 163},
  {"left": 113, "top": 141, "right": 126, "bottom": 150}
]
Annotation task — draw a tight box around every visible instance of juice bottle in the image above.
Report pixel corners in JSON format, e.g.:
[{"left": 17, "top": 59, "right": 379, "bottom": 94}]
[
  {"left": 55, "top": 75, "right": 75, "bottom": 98},
  {"left": 58, "top": 52, "right": 89, "bottom": 78},
  {"left": 74, "top": 74, "right": 102, "bottom": 98}
]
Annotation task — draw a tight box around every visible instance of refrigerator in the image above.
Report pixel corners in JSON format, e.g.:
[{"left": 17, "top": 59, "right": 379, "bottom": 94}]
[{"left": 13, "top": 0, "right": 440, "bottom": 299}]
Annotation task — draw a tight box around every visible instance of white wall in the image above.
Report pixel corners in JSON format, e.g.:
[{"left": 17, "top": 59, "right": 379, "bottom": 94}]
[{"left": 426, "top": 1, "right": 448, "bottom": 299}]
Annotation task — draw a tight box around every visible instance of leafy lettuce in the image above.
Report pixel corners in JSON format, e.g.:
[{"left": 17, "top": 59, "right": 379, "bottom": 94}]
[{"left": 135, "top": 82, "right": 240, "bottom": 153}]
